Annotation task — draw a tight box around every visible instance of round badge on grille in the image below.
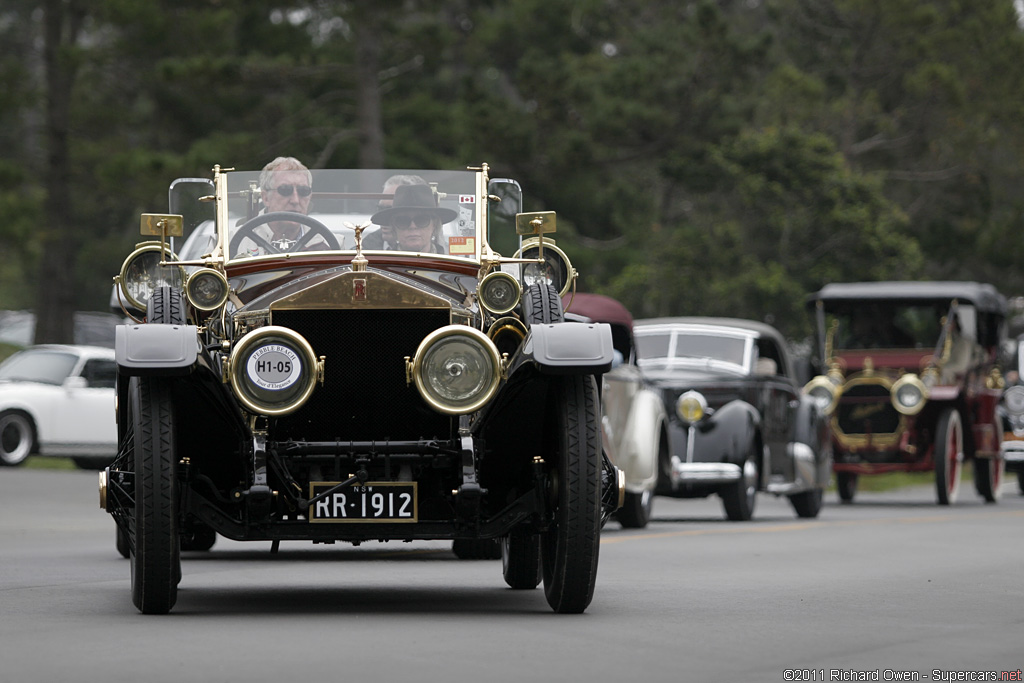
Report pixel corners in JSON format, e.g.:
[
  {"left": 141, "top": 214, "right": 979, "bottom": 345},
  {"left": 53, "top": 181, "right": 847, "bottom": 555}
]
[
  {"left": 246, "top": 345, "right": 302, "bottom": 391},
  {"left": 229, "top": 326, "right": 319, "bottom": 416}
]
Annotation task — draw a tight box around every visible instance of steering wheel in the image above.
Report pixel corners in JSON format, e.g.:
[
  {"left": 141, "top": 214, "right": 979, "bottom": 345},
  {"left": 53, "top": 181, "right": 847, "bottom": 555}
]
[{"left": 230, "top": 211, "right": 340, "bottom": 256}]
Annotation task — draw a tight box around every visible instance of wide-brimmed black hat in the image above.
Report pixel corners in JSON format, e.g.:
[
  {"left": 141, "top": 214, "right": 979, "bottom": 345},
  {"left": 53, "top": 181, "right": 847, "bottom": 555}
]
[{"left": 370, "top": 184, "right": 458, "bottom": 226}]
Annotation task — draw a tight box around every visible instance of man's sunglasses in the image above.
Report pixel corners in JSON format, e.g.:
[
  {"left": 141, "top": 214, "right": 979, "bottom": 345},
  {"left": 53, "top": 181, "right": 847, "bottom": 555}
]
[
  {"left": 392, "top": 213, "right": 436, "bottom": 229},
  {"left": 274, "top": 184, "right": 312, "bottom": 197}
]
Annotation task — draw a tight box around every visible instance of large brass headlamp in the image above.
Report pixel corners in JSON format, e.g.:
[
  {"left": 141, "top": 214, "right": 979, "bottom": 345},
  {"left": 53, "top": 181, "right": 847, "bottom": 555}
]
[
  {"left": 407, "top": 326, "right": 502, "bottom": 415},
  {"left": 116, "top": 242, "right": 186, "bottom": 312},
  {"left": 891, "top": 373, "right": 928, "bottom": 416},
  {"left": 803, "top": 375, "right": 840, "bottom": 415},
  {"left": 514, "top": 239, "right": 575, "bottom": 297},
  {"left": 228, "top": 326, "right": 322, "bottom": 416}
]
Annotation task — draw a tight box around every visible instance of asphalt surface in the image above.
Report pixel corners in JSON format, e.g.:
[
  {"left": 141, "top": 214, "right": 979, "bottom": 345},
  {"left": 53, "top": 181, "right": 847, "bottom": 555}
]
[{"left": 1, "top": 467, "right": 1022, "bottom": 682}]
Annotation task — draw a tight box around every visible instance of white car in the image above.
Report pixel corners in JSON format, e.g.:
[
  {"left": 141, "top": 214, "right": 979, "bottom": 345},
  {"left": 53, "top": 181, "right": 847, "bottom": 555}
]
[
  {"left": 564, "top": 293, "right": 668, "bottom": 528},
  {"left": 0, "top": 345, "right": 117, "bottom": 468}
]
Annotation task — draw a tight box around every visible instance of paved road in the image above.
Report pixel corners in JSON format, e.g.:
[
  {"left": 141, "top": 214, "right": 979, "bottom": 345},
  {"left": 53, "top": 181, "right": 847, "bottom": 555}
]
[{"left": 1, "top": 467, "right": 1022, "bottom": 683}]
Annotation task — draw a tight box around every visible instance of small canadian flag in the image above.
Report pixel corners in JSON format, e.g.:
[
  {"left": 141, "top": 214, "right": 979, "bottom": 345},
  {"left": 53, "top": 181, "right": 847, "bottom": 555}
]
[{"left": 459, "top": 195, "right": 475, "bottom": 204}]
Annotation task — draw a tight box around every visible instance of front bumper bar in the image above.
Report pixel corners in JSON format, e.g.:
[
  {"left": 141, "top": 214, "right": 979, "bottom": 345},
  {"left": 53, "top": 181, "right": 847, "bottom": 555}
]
[{"left": 670, "top": 459, "right": 741, "bottom": 485}]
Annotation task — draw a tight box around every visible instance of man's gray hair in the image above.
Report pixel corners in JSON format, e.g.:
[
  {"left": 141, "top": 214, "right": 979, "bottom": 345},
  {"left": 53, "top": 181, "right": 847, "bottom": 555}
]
[
  {"left": 259, "top": 157, "right": 312, "bottom": 191},
  {"left": 383, "top": 174, "right": 427, "bottom": 191}
]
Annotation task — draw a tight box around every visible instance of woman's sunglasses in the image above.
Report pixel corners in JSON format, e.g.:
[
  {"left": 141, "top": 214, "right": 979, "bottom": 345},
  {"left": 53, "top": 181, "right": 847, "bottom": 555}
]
[
  {"left": 274, "top": 184, "right": 312, "bottom": 197},
  {"left": 392, "top": 212, "right": 436, "bottom": 229}
]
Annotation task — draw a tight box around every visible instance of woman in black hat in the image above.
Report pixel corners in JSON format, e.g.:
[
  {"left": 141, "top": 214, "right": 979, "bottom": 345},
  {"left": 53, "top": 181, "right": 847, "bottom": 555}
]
[{"left": 369, "top": 184, "right": 457, "bottom": 254}]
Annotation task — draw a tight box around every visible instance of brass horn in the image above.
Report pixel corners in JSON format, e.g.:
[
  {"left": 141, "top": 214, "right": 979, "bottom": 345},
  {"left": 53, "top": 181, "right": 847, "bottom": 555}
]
[{"left": 487, "top": 316, "right": 528, "bottom": 357}]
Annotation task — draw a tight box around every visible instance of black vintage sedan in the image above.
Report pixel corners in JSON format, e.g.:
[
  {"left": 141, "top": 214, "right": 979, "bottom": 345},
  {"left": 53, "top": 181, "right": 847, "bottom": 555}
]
[{"left": 634, "top": 317, "right": 831, "bottom": 521}]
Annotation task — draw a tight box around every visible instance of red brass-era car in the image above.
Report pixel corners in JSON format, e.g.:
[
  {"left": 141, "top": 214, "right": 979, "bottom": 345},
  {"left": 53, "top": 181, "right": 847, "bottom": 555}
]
[{"left": 804, "top": 281, "right": 1008, "bottom": 505}]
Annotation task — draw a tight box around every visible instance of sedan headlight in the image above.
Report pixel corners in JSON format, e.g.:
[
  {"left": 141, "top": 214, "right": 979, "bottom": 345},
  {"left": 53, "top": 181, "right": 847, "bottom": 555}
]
[
  {"left": 890, "top": 374, "right": 928, "bottom": 416},
  {"left": 185, "top": 268, "right": 229, "bottom": 311},
  {"left": 803, "top": 375, "right": 839, "bottom": 415},
  {"left": 676, "top": 390, "right": 708, "bottom": 424},
  {"left": 1004, "top": 385, "right": 1024, "bottom": 416},
  {"left": 409, "top": 326, "right": 501, "bottom": 415},
  {"left": 229, "top": 326, "right": 321, "bottom": 416},
  {"left": 117, "top": 242, "right": 186, "bottom": 312}
]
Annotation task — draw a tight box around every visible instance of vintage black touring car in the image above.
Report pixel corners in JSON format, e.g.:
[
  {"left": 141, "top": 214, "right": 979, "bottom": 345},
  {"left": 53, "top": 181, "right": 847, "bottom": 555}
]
[
  {"left": 101, "top": 164, "right": 622, "bottom": 614},
  {"left": 805, "top": 281, "right": 1007, "bottom": 505}
]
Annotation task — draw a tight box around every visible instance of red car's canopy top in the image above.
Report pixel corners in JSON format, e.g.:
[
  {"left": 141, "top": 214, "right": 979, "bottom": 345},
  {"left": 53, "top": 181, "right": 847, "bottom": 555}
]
[
  {"left": 563, "top": 293, "right": 633, "bottom": 329},
  {"left": 807, "top": 281, "right": 1007, "bottom": 316}
]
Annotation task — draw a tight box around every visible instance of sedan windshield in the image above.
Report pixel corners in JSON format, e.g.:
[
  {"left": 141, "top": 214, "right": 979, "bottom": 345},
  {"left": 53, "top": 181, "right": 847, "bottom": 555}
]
[
  {"left": 0, "top": 349, "right": 78, "bottom": 385},
  {"left": 636, "top": 328, "right": 749, "bottom": 370}
]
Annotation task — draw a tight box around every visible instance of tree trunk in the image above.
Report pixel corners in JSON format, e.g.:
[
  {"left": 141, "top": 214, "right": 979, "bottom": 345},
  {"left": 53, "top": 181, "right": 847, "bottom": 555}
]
[
  {"left": 35, "top": 0, "right": 84, "bottom": 344},
  {"left": 354, "top": 23, "right": 385, "bottom": 169}
]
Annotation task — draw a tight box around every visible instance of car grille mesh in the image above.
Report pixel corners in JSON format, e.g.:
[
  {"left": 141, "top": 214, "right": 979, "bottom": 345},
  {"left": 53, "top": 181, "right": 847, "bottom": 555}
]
[
  {"left": 835, "top": 383, "right": 900, "bottom": 436},
  {"left": 271, "top": 308, "right": 452, "bottom": 442}
]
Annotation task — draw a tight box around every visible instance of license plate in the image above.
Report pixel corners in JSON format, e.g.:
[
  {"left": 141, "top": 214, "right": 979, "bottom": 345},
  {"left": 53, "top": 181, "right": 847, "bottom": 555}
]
[{"left": 308, "top": 482, "right": 418, "bottom": 523}]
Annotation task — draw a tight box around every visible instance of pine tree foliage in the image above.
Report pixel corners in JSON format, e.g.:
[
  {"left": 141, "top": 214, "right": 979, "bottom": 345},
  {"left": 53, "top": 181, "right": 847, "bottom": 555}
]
[{"left": 1, "top": 0, "right": 1021, "bottom": 341}]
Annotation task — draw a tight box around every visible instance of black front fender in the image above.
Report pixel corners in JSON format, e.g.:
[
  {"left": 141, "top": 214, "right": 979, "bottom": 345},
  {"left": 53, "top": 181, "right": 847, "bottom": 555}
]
[{"left": 669, "top": 400, "right": 760, "bottom": 465}]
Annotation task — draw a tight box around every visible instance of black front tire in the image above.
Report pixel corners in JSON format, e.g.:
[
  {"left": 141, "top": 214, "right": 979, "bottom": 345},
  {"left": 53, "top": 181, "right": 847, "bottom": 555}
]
[
  {"left": 451, "top": 538, "right": 502, "bottom": 560},
  {"left": 502, "top": 533, "right": 542, "bottom": 589},
  {"left": 130, "top": 376, "right": 180, "bottom": 614},
  {"left": 180, "top": 522, "right": 217, "bottom": 552},
  {"left": 72, "top": 456, "right": 109, "bottom": 470},
  {"left": 837, "top": 472, "right": 858, "bottom": 503},
  {"left": 721, "top": 450, "right": 758, "bottom": 521},
  {"left": 617, "top": 489, "right": 654, "bottom": 529},
  {"left": 541, "top": 374, "right": 602, "bottom": 614},
  {"left": 973, "top": 456, "right": 1004, "bottom": 503},
  {"left": 789, "top": 488, "right": 824, "bottom": 518}
]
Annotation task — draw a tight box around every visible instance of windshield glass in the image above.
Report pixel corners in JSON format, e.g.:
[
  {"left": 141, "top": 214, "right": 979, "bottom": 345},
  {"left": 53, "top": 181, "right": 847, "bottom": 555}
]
[
  {"left": 826, "top": 301, "right": 969, "bottom": 350},
  {"left": 636, "top": 327, "right": 750, "bottom": 371},
  {"left": 0, "top": 349, "right": 78, "bottom": 385},
  {"left": 196, "top": 169, "right": 480, "bottom": 262}
]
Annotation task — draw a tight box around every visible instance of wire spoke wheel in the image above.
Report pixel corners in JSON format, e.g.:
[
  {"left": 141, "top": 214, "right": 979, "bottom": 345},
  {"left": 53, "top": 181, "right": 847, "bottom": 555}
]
[{"left": 934, "top": 408, "right": 963, "bottom": 505}]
